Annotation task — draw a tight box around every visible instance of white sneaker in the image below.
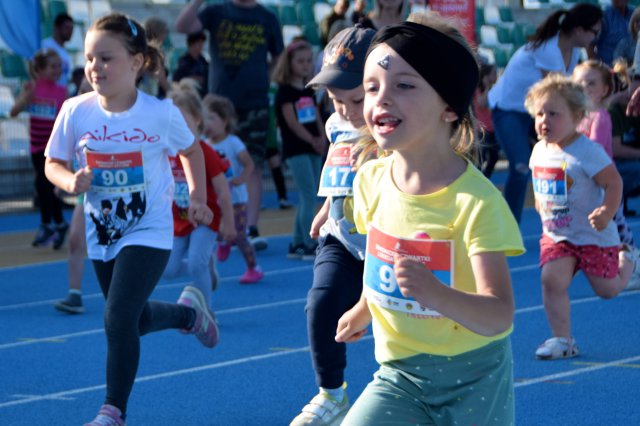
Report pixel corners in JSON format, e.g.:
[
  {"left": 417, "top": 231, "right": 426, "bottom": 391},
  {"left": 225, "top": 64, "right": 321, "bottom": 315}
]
[
  {"left": 625, "top": 248, "right": 640, "bottom": 291},
  {"left": 290, "top": 391, "right": 350, "bottom": 426},
  {"left": 535, "top": 337, "right": 579, "bottom": 360}
]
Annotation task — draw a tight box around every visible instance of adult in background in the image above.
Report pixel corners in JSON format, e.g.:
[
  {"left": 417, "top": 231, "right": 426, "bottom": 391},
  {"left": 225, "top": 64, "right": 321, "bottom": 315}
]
[
  {"left": 41, "top": 12, "right": 74, "bottom": 88},
  {"left": 356, "top": 0, "right": 408, "bottom": 30},
  {"left": 590, "top": 0, "right": 634, "bottom": 66},
  {"left": 172, "top": 31, "right": 209, "bottom": 97},
  {"left": 176, "top": 0, "right": 284, "bottom": 251},
  {"left": 320, "top": 0, "right": 350, "bottom": 47},
  {"left": 614, "top": 7, "right": 640, "bottom": 66},
  {"left": 488, "top": 3, "right": 603, "bottom": 223}
]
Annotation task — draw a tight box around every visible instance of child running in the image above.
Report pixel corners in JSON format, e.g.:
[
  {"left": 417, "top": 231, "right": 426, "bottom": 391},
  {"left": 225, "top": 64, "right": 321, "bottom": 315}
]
[
  {"left": 272, "top": 38, "right": 326, "bottom": 260},
  {"left": 163, "top": 79, "right": 236, "bottom": 305},
  {"left": 204, "top": 94, "right": 264, "bottom": 284},
  {"left": 290, "top": 25, "right": 376, "bottom": 426},
  {"left": 44, "top": 13, "right": 218, "bottom": 425},
  {"left": 334, "top": 12, "right": 525, "bottom": 425},
  {"left": 336, "top": 13, "right": 524, "bottom": 426},
  {"left": 572, "top": 60, "right": 640, "bottom": 290},
  {"left": 10, "top": 48, "right": 69, "bottom": 249},
  {"left": 525, "top": 73, "right": 635, "bottom": 360}
]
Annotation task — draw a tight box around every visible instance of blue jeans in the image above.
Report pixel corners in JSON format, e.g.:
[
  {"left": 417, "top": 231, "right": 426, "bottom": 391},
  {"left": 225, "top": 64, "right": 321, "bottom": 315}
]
[
  {"left": 163, "top": 225, "right": 217, "bottom": 306},
  {"left": 492, "top": 107, "right": 534, "bottom": 223},
  {"left": 286, "top": 153, "right": 322, "bottom": 247},
  {"left": 615, "top": 158, "right": 640, "bottom": 197},
  {"left": 307, "top": 235, "right": 364, "bottom": 388}
]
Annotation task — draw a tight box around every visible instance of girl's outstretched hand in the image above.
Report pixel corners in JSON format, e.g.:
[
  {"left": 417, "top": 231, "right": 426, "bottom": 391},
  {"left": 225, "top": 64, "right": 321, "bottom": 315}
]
[{"left": 188, "top": 199, "right": 213, "bottom": 226}]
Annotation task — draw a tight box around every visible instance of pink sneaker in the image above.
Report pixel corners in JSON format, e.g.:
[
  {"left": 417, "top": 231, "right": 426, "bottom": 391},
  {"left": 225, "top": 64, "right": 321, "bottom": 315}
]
[
  {"left": 177, "top": 286, "right": 219, "bottom": 348},
  {"left": 216, "top": 242, "right": 231, "bottom": 262},
  {"left": 84, "top": 404, "right": 125, "bottom": 426},
  {"left": 240, "top": 266, "right": 264, "bottom": 284}
]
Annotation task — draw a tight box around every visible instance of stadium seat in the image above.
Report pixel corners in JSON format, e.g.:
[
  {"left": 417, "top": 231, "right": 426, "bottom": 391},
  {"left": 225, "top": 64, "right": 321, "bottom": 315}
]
[
  {"left": 67, "top": 0, "right": 90, "bottom": 26},
  {"left": 313, "top": 2, "right": 333, "bottom": 26},
  {"left": 282, "top": 24, "right": 303, "bottom": 46},
  {"left": 47, "top": 0, "right": 67, "bottom": 21},
  {"left": 0, "top": 119, "right": 29, "bottom": 156},
  {"left": 0, "top": 85, "right": 14, "bottom": 117},
  {"left": 0, "top": 54, "right": 29, "bottom": 80},
  {"left": 278, "top": 5, "right": 298, "bottom": 26}
]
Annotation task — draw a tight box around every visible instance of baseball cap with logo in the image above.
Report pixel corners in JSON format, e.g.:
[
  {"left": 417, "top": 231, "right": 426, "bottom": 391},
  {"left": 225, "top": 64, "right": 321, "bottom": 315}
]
[{"left": 307, "top": 24, "right": 376, "bottom": 90}]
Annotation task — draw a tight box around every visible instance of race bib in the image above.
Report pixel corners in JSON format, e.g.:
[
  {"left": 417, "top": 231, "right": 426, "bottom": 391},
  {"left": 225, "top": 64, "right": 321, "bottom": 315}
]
[
  {"left": 364, "top": 224, "right": 453, "bottom": 316},
  {"left": 532, "top": 165, "right": 567, "bottom": 204},
  {"left": 296, "top": 96, "right": 317, "bottom": 124},
  {"left": 318, "top": 146, "right": 355, "bottom": 197},
  {"left": 86, "top": 151, "right": 145, "bottom": 194},
  {"left": 172, "top": 168, "right": 190, "bottom": 209}
]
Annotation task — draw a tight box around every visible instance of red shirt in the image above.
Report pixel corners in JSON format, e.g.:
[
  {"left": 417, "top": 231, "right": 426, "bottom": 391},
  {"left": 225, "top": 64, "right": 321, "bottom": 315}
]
[{"left": 170, "top": 140, "right": 228, "bottom": 236}]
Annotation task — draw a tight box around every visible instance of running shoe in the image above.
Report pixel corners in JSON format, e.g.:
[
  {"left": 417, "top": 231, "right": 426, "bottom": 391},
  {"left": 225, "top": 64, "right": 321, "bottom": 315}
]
[
  {"left": 53, "top": 292, "right": 84, "bottom": 314},
  {"left": 535, "top": 337, "right": 579, "bottom": 360},
  {"left": 216, "top": 242, "right": 231, "bottom": 262},
  {"left": 32, "top": 224, "right": 55, "bottom": 247},
  {"left": 240, "top": 266, "right": 264, "bottom": 284},
  {"left": 52, "top": 222, "right": 70, "bottom": 250},
  {"left": 84, "top": 404, "right": 125, "bottom": 426},
  {"left": 177, "top": 286, "right": 219, "bottom": 348},
  {"left": 290, "top": 390, "right": 350, "bottom": 426}
]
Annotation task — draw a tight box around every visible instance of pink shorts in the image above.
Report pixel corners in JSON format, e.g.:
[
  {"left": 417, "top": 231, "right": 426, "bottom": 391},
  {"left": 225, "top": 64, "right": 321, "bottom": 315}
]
[{"left": 539, "top": 235, "right": 619, "bottom": 279}]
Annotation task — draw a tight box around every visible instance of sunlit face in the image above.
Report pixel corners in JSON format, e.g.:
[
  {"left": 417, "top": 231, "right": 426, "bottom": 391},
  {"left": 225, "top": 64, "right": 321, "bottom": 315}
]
[
  {"left": 41, "top": 55, "right": 63, "bottom": 82},
  {"left": 290, "top": 48, "right": 314, "bottom": 81},
  {"left": 84, "top": 29, "right": 143, "bottom": 103},
  {"left": 573, "top": 67, "right": 609, "bottom": 106},
  {"left": 576, "top": 21, "right": 602, "bottom": 48},
  {"left": 327, "top": 85, "right": 366, "bottom": 128},
  {"left": 363, "top": 43, "right": 449, "bottom": 152},
  {"left": 533, "top": 92, "right": 580, "bottom": 145},
  {"left": 202, "top": 109, "right": 228, "bottom": 142}
]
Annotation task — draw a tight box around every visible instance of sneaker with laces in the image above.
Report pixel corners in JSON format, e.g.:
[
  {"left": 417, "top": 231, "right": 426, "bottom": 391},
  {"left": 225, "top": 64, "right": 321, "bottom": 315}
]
[
  {"left": 624, "top": 248, "right": 640, "bottom": 291},
  {"left": 535, "top": 337, "right": 579, "bottom": 360},
  {"left": 32, "top": 224, "right": 55, "bottom": 247},
  {"left": 216, "top": 242, "right": 231, "bottom": 262},
  {"left": 53, "top": 292, "right": 84, "bottom": 314},
  {"left": 52, "top": 222, "right": 70, "bottom": 250},
  {"left": 240, "top": 265, "right": 264, "bottom": 284},
  {"left": 248, "top": 227, "right": 268, "bottom": 251},
  {"left": 177, "top": 286, "right": 219, "bottom": 348},
  {"left": 84, "top": 404, "right": 125, "bottom": 426},
  {"left": 290, "top": 391, "right": 350, "bottom": 426}
]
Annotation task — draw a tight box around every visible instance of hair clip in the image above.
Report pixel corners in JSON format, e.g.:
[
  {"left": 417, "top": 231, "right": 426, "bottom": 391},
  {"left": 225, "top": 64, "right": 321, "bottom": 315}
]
[
  {"left": 377, "top": 54, "right": 390, "bottom": 70},
  {"left": 127, "top": 18, "right": 138, "bottom": 37}
]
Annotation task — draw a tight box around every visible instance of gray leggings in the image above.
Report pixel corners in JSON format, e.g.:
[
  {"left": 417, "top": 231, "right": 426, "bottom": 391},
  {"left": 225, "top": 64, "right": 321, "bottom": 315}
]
[{"left": 92, "top": 245, "right": 192, "bottom": 416}]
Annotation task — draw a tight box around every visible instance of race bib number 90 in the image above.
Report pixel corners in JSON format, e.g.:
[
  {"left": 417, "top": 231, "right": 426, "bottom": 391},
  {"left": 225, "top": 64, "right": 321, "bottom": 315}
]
[
  {"left": 364, "top": 224, "right": 453, "bottom": 316},
  {"left": 86, "top": 151, "right": 145, "bottom": 194}
]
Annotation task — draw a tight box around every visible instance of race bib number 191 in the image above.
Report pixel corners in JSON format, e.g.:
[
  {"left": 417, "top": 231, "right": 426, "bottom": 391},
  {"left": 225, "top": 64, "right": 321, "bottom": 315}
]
[
  {"left": 86, "top": 151, "right": 145, "bottom": 194},
  {"left": 364, "top": 224, "right": 453, "bottom": 316}
]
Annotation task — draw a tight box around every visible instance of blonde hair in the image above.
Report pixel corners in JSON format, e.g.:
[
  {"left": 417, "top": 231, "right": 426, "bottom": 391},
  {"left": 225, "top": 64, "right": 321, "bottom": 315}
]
[
  {"left": 356, "top": 11, "right": 479, "bottom": 168},
  {"left": 573, "top": 60, "right": 614, "bottom": 99},
  {"left": 525, "top": 73, "right": 588, "bottom": 121},
  {"left": 168, "top": 79, "right": 203, "bottom": 132}
]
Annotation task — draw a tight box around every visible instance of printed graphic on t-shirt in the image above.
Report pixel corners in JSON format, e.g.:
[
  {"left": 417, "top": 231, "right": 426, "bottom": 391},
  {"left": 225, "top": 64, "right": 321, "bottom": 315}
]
[
  {"left": 318, "top": 145, "right": 355, "bottom": 196},
  {"left": 86, "top": 151, "right": 147, "bottom": 246},
  {"left": 214, "top": 149, "right": 234, "bottom": 179},
  {"left": 364, "top": 224, "right": 453, "bottom": 317},
  {"left": 532, "top": 164, "right": 573, "bottom": 231},
  {"left": 216, "top": 19, "right": 266, "bottom": 76},
  {"left": 295, "top": 96, "right": 316, "bottom": 124}
]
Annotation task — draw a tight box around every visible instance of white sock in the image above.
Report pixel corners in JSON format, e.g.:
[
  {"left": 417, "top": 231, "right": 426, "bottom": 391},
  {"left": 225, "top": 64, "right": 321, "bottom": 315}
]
[{"left": 320, "top": 386, "right": 344, "bottom": 402}]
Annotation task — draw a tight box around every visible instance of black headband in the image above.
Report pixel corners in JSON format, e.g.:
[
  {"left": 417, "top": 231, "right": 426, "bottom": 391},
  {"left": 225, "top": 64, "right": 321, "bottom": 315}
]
[{"left": 366, "top": 22, "right": 479, "bottom": 121}]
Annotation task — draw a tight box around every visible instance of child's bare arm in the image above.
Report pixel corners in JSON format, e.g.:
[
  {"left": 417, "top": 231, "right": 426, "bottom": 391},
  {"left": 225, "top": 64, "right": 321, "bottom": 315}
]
[
  {"left": 310, "top": 197, "right": 330, "bottom": 238},
  {"left": 335, "top": 292, "right": 371, "bottom": 343},
  {"left": 395, "top": 251, "right": 514, "bottom": 336},
  {"left": 45, "top": 157, "right": 93, "bottom": 194},
  {"left": 211, "top": 173, "right": 236, "bottom": 242},
  {"left": 230, "top": 149, "right": 254, "bottom": 186},
  {"left": 179, "top": 141, "right": 213, "bottom": 226},
  {"left": 589, "top": 163, "right": 622, "bottom": 231}
]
